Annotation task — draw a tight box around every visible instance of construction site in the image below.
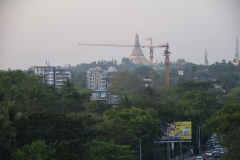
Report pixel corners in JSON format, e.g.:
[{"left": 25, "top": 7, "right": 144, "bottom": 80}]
[
  {"left": 78, "top": 35, "right": 239, "bottom": 89},
  {"left": 79, "top": 34, "right": 171, "bottom": 88}
]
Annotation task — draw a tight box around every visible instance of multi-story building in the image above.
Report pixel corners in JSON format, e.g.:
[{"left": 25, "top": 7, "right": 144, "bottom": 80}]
[
  {"left": 54, "top": 66, "right": 71, "bottom": 89},
  {"left": 86, "top": 66, "right": 107, "bottom": 90},
  {"left": 33, "top": 64, "right": 71, "bottom": 88},
  {"left": 86, "top": 66, "right": 117, "bottom": 90},
  {"left": 33, "top": 66, "right": 55, "bottom": 85}
]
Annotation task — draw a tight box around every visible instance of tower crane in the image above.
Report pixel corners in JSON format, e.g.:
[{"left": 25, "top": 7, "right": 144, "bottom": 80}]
[
  {"left": 78, "top": 39, "right": 170, "bottom": 87},
  {"left": 163, "top": 43, "right": 171, "bottom": 86}
]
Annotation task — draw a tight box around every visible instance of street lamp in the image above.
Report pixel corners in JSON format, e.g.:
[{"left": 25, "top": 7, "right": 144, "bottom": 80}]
[
  {"left": 143, "top": 76, "right": 152, "bottom": 87},
  {"left": 143, "top": 76, "right": 152, "bottom": 98}
]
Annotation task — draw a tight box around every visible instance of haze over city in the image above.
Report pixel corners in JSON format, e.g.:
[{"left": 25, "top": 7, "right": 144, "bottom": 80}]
[{"left": 1, "top": 0, "right": 240, "bottom": 70}]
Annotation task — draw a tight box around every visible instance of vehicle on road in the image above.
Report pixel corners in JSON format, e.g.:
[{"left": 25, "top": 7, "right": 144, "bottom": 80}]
[
  {"left": 205, "top": 150, "right": 213, "bottom": 157},
  {"left": 211, "top": 145, "right": 218, "bottom": 150},
  {"left": 213, "top": 152, "right": 221, "bottom": 158},
  {"left": 204, "top": 143, "right": 210, "bottom": 148},
  {"left": 220, "top": 148, "right": 226, "bottom": 154},
  {"left": 196, "top": 156, "right": 203, "bottom": 160},
  {"left": 201, "top": 154, "right": 208, "bottom": 160},
  {"left": 212, "top": 148, "right": 219, "bottom": 154}
]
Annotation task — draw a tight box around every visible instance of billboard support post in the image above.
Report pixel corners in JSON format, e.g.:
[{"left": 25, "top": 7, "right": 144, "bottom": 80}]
[
  {"left": 171, "top": 142, "right": 174, "bottom": 158},
  {"left": 180, "top": 137, "right": 182, "bottom": 159},
  {"left": 167, "top": 125, "right": 170, "bottom": 160}
]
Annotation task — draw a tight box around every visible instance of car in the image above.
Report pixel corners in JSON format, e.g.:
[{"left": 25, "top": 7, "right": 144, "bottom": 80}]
[
  {"left": 220, "top": 148, "right": 227, "bottom": 154},
  {"left": 196, "top": 156, "right": 203, "bottom": 160},
  {"left": 211, "top": 145, "right": 218, "bottom": 150},
  {"left": 204, "top": 143, "right": 210, "bottom": 148},
  {"left": 217, "top": 145, "right": 222, "bottom": 148},
  {"left": 209, "top": 138, "right": 215, "bottom": 143},
  {"left": 218, "top": 147, "right": 223, "bottom": 152},
  {"left": 205, "top": 150, "right": 213, "bottom": 157},
  {"left": 201, "top": 154, "right": 208, "bottom": 160},
  {"left": 212, "top": 148, "right": 219, "bottom": 154},
  {"left": 213, "top": 152, "right": 221, "bottom": 158},
  {"left": 210, "top": 142, "right": 216, "bottom": 146}
]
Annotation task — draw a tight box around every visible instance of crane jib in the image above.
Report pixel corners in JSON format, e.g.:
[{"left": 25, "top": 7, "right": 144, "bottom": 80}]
[{"left": 78, "top": 43, "right": 167, "bottom": 48}]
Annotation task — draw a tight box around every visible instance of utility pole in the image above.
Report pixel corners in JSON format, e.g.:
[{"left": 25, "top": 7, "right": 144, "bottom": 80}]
[
  {"left": 140, "top": 138, "right": 142, "bottom": 160},
  {"left": 198, "top": 126, "right": 201, "bottom": 155}
]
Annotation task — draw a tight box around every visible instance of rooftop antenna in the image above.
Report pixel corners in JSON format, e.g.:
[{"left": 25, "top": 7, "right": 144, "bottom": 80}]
[
  {"left": 204, "top": 50, "right": 208, "bottom": 72},
  {"left": 45, "top": 59, "right": 50, "bottom": 66}
]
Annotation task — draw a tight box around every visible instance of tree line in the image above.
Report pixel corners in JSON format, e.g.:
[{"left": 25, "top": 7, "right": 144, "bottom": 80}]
[{"left": 0, "top": 69, "right": 240, "bottom": 159}]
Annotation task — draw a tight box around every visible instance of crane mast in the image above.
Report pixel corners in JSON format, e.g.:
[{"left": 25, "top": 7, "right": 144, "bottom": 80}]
[
  {"left": 148, "top": 38, "right": 154, "bottom": 87},
  {"left": 78, "top": 39, "right": 169, "bottom": 87},
  {"left": 204, "top": 50, "right": 208, "bottom": 72},
  {"left": 233, "top": 38, "right": 239, "bottom": 66},
  {"left": 164, "top": 43, "right": 171, "bottom": 86}
]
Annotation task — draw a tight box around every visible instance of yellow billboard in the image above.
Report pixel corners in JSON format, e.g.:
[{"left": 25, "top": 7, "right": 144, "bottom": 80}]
[{"left": 169, "top": 121, "right": 192, "bottom": 140}]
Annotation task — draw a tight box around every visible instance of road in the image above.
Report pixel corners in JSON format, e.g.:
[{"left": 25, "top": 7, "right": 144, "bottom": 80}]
[
  {"left": 185, "top": 156, "right": 220, "bottom": 160},
  {"left": 170, "top": 155, "right": 220, "bottom": 160}
]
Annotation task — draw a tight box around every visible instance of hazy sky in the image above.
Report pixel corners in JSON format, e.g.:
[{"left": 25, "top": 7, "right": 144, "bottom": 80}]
[{"left": 1, "top": 0, "right": 240, "bottom": 70}]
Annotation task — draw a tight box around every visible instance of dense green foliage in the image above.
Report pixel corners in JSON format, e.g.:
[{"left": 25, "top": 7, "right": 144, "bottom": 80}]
[
  {"left": 205, "top": 102, "right": 240, "bottom": 159},
  {"left": 84, "top": 140, "right": 135, "bottom": 160},
  {"left": 0, "top": 63, "right": 240, "bottom": 159},
  {"left": 13, "top": 140, "right": 56, "bottom": 160}
]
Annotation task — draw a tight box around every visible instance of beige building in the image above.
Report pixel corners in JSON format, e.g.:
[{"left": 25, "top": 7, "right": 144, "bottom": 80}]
[{"left": 86, "top": 66, "right": 117, "bottom": 90}]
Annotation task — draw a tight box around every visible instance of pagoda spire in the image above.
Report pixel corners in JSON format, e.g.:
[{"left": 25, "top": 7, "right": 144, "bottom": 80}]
[{"left": 129, "top": 34, "right": 149, "bottom": 65}]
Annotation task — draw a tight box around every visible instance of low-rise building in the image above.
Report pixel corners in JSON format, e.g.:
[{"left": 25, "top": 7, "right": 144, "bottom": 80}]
[{"left": 89, "top": 89, "right": 120, "bottom": 107}]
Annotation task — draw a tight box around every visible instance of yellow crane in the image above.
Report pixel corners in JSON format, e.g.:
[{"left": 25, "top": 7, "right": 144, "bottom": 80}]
[{"left": 78, "top": 39, "right": 170, "bottom": 87}]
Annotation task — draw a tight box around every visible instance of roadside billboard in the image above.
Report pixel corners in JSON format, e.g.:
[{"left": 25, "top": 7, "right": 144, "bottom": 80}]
[{"left": 159, "top": 121, "right": 192, "bottom": 141}]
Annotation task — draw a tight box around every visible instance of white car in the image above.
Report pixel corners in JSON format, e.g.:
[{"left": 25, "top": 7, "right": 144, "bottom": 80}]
[
  {"left": 196, "top": 156, "right": 203, "bottom": 160},
  {"left": 206, "top": 150, "right": 213, "bottom": 157}
]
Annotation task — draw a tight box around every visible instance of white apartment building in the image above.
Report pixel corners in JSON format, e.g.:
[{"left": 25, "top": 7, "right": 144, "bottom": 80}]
[
  {"left": 33, "top": 66, "right": 55, "bottom": 85},
  {"left": 33, "top": 64, "right": 71, "bottom": 88},
  {"left": 54, "top": 66, "right": 71, "bottom": 89},
  {"left": 107, "top": 66, "right": 117, "bottom": 72}
]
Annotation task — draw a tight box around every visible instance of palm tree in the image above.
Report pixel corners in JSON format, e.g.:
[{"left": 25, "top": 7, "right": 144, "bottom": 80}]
[{"left": 0, "top": 101, "right": 26, "bottom": 160}]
